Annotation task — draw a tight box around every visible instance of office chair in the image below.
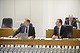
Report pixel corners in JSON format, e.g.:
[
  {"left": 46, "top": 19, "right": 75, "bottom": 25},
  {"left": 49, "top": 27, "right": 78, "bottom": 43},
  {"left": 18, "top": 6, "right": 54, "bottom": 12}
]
[
  {"left": 1, "top": 18, "right": 13, "bottom": 28},
  {"left": 65, "top": 25, "right": 73, "bottom": 38},
  {"left": 65, "top": 17, "right": 77, "bottom": 28}
]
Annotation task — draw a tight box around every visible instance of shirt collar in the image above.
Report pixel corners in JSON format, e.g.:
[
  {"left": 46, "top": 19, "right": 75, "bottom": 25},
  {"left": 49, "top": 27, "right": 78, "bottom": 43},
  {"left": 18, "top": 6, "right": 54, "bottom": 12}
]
[
  {"left": 58, "top": 25, "right": 62, "bottom": 29},
  {"left": 27, "top": 26, "right": 29, "bottom": 28}
]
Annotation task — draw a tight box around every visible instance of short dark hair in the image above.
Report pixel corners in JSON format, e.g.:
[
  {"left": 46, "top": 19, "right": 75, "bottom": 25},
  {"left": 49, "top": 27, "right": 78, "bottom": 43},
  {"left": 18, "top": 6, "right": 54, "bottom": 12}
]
[
  {"left": 57, "top": 19, "right": 62, "bottom": 25},
  {"left": 25, "top": 19, "right": 30, "bottom": 23}
]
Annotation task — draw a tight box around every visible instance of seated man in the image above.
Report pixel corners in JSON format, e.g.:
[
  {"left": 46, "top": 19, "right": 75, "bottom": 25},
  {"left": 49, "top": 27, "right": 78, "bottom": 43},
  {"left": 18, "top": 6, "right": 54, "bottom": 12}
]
[
  {"left": 10, "top": 19, "right": 35, "bottom": 38},
  {"left": 52, "top": 19, "right": 67, "bottom": 39},
  {"left": 64, "top": 15, "right": 77, "bottom": 28}
]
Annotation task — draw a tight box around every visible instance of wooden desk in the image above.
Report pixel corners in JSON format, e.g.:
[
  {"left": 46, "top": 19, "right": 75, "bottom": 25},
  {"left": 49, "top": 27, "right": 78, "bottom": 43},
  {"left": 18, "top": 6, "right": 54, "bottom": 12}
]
[
  {"left": 0, "top": 38, "right": 80, "bottom": 46},
  {"left": 46, "top": 29, "right": 80, "bottom": 38},
  {"left": 0, "top": 28, "right": 17, "bottom": 37},
  {"left": 73, "top": 29, "right": 80, "bottom": 38},
  {"left": 46, "top": 29, "right": 54, "bottom": 38}
]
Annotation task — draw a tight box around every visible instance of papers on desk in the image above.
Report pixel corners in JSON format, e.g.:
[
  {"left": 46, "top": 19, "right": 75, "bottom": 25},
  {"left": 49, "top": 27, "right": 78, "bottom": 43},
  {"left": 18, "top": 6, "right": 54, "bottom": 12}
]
[
  {"left": 35, "top": 38, "right": 63, "bottom": 40},
  {"left": 35, "top": 38, "right": 52, "bottom": 40},
  {"left": 35, "top": 38, "right": 80, "bottom": 40},
  {"left": 55, "top": 39, "right": 62, "bottom": 40},
  {"left": 76, "top": 38, "right": 80, "bottom": 41},
  {"left": 0, "top": 37, "right": 18, "bottom": 40},
  {"left": 62, "top": 38, "right": 69, "bottom": 40},
  {"left": 44, "top": 38, "right": 52, "bottom": 40}
]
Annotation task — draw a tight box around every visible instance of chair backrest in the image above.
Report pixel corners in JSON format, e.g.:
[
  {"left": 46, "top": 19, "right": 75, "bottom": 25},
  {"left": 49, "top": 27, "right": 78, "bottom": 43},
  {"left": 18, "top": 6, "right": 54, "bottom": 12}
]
[
  {"left": 64, "top": 25, "right": 73, "bottom": 38},
  {"left": 1, "top": 18, "right": 13, "bottom": 28},
  {"left": 65, "top": 17, "right": 77, "bottom": 28}
]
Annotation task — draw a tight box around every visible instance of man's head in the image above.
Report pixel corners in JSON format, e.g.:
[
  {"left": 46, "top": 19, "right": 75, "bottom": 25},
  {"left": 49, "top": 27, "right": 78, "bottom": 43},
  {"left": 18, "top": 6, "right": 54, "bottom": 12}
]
[
  {"left": 56, "top": 19, "right": 62, "bottom": 27},
  {"left": 23, "top": 19, "right": 30, "bottom": 27},
  {"left": 68, "top": 15, "right": 73, "bottom": 21}
]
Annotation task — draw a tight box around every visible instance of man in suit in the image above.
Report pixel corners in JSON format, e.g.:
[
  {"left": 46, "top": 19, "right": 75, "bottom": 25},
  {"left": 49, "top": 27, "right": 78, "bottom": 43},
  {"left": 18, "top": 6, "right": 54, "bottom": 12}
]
[
  {"left": 65, "top": 15, "right": 77, "bottom": 28},
  {"left": 52, "top": 19, "right": 67, "bottom": 39},
  {"left": 10, "top": 19, "right": 35, "bottom": 38}
]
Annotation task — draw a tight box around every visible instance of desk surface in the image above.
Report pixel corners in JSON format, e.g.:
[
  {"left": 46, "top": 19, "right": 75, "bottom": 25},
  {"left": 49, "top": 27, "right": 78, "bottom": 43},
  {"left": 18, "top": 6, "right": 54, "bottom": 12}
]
[{"left": 0, "top": 37, "right": 80, "bottom": 46}]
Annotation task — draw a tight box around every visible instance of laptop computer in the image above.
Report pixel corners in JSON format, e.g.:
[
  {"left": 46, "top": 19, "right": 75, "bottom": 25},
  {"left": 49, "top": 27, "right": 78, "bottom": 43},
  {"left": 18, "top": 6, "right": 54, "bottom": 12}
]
[{"left": 16, "top": 33, "right": 28, "bottom": 40}]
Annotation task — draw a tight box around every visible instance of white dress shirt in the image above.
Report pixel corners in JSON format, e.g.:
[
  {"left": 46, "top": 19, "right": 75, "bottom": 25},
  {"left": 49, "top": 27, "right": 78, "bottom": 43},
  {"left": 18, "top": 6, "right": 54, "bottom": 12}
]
[
  {"left": 69, "top": 21, "right": 71, "bottom": 25},
  {"left": 58, "top": 26, "right": 61, "bottom": 35}
]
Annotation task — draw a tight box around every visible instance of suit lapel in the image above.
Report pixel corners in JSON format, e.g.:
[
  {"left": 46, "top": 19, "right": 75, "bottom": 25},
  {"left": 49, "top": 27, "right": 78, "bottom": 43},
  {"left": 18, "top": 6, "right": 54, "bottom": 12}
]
[{"left": 60, "top": 26, "right": 62, "bottom": 36}]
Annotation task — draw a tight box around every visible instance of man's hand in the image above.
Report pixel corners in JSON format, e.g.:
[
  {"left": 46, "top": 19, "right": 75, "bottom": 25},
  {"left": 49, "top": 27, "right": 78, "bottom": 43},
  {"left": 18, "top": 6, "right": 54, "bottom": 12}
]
[
  {"left": 8, "top": 35, "right": 13, "bottom": 38},
  {"left": 58, "top": 36, "right": 61, "bottom": 39},
  {"left": 28, "top": 36, "right": 33, "bottom": 39},
  {"left": 52, "top": 35, "right": 58, "bottom": 39}
]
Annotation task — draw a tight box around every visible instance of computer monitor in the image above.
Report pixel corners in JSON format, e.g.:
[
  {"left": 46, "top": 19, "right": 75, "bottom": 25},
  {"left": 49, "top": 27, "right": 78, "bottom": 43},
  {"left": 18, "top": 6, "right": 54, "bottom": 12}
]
[{"left": 16, "top": 33, "right": 28, "bottom": 40}]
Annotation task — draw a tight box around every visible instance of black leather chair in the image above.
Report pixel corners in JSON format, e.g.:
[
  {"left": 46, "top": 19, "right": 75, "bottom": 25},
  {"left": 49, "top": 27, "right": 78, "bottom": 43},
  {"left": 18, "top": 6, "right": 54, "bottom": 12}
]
[
  {"left": 64, "top": 17, "right": 77, "bottom": 28},
  {"left": 1, "top": 18, "right": 13, "bottom": 28},
  {"left": 64, "top": 25, "right": 73, "bottom": 38}
]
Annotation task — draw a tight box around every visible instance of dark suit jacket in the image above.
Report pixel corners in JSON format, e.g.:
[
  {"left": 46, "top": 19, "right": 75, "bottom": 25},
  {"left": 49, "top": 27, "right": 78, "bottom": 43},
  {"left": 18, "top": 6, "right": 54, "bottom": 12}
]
[
  {"left": 53, "top": 25, "right": 67, "bottom": 38},
  {"left": 65, "top": 17, "right": 77, "bottom": 27},
  {"left": 12, "top": 25, "right": 35, "bottom": 38}
]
